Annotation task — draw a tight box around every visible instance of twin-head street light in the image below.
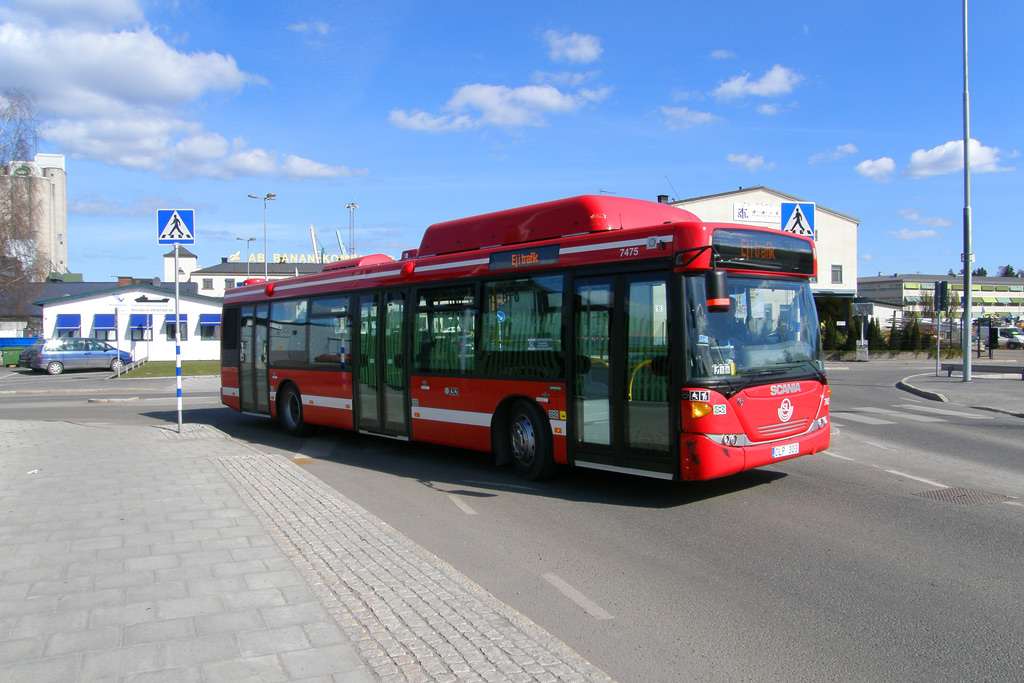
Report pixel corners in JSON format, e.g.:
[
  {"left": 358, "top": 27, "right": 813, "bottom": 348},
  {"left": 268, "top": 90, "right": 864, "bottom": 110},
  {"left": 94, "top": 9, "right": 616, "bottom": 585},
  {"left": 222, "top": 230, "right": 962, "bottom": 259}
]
[
  {"left": 235, "top": 236, "right": 256, "bottom": 279},
  {"left": 247, "top": 193, "right": 276, "bottom": 279}
]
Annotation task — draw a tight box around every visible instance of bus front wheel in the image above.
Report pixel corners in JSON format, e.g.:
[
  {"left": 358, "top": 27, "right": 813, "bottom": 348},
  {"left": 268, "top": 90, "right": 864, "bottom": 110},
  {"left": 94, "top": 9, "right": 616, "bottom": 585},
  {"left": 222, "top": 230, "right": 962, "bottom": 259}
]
[
  {"left": 508, "top": 400, "right": 557, "bottom": 481},
  {"left": 278, "top": 385, "right": 315, "bottom": 437}
]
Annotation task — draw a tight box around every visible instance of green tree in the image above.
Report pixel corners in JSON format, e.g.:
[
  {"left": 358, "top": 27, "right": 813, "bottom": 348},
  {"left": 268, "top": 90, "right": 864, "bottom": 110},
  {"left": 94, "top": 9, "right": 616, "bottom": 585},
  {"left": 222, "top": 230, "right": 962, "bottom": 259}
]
[{"left": 972, "top": 266, "right": 988, "bottom": 277}]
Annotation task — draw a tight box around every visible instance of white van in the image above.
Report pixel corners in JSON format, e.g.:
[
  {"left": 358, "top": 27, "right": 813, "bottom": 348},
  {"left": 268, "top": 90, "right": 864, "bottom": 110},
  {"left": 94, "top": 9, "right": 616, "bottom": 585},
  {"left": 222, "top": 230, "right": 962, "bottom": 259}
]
[{"left": 995, "top": 326, "right": 1024, "bottom": 349}]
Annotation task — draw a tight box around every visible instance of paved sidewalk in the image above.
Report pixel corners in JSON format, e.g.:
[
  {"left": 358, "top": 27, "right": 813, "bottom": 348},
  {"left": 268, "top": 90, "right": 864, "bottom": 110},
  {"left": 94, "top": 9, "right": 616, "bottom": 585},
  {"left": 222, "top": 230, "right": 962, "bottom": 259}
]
[
  {"left": 895, "top": 357, "right": 1024, "bottom": 417},
  {"left": 0, "top": 419, "right": 611, "bottom": 682}
]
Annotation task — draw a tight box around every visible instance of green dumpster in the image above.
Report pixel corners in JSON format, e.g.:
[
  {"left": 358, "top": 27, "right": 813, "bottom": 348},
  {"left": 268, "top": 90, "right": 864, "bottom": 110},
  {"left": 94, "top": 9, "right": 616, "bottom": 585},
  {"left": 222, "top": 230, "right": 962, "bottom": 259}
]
[{"left": 2, "top": 347, "right": 24, "bottom": 366}]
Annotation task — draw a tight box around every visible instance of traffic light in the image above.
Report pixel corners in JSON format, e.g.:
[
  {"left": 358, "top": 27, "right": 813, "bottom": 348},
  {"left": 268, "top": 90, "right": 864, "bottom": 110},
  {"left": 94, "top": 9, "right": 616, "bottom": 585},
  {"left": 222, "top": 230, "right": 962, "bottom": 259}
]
[{"left": 935, "top": 281, "right": 950, "bottom": 312}]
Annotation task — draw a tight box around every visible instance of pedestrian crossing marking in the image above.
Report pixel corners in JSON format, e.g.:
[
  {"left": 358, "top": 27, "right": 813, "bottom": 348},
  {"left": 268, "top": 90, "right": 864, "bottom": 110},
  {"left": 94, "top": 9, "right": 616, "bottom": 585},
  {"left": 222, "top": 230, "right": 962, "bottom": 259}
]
[
  {"left": 892, "top": 404, "right": 993, "bottom": 419},
  {"left": 850, "top": 407, "right": 944, "bottom": 423}
]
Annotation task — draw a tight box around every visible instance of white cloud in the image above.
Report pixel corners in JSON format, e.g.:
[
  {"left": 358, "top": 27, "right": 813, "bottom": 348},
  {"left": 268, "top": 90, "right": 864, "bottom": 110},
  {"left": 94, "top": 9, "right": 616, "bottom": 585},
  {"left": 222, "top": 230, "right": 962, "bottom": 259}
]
[
  {"left": 712, "top": 64, "right": 803, "bottom": 101},
  {"left": 888, "top": 228, "right": 940, "bottom": 240},
  {"left": 855, "top": 157, "right": 896, "bottom": 182},
  {"left": 543, "top": 30, "right": 602, "bottom": 64},
  {"left": 0, "top": 10, "right": 358, "bottom": 181},
  {"left": 387, "top": 109, "right": 474, "bottom": 133},
  {"left": 288, "top": 20, "right": 331, "bottom": 36},
  {"left": 710, "top": 49, "right": 735, "bottom": 60},
  {"left": 280, "top": 155, "right": 367, "bottom": 180},
  {"left": 0, "top": 0, "right": 143, "bottom": 30},
  {"left": 531, "top": 70, "right": 600, "bottom": 88},
  {"left": 810, "top": 143, "right": 858, "bottom": 164},
  {"left": 661, "top": 106, "right": 721, "bottom": 130},
  {"left": 904, "top": 139, "right": 1013, "bottom": 178},
  {"left": 727, "top": 153, "right": 774, "bottom": 172},
  {"left": 898, "top": 208, "right": 953, "bottom": 228},
  {"left": 390, "top": 83, "right": 610, "bottom": 132}
]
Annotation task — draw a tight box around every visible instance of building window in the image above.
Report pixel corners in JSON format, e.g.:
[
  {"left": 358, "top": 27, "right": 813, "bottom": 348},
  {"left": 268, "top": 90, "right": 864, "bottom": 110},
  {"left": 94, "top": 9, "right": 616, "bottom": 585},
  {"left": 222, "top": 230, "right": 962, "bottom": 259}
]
[
  {"left": 166, "top": 322, "right": 188, "bottom": 341},
  {"left": 95, "top": 330, "right": 116, "bottom": 341},
  {"left": 200, "top": 325, "right": 220, "bottom": 340},
  {"left": 131, "top": 328, "right": 152, "bottom": 341},
  {"left": 831, "top": 265, "right": 843, "bottom": 285},
  {"left": 225, "top": 279, "right": 235, "bottom": 289},
  {"left": 202, "top": 278, "right": 213, "bottom": 290}
]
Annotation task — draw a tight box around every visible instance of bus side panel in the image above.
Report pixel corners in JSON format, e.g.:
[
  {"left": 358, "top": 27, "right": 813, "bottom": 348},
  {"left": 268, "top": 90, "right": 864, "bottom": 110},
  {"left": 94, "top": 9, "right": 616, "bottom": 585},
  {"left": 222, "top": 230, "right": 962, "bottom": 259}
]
[
  {"left": 269, "top": 369, "right": 354, "bottom": 430},
  {"left": 409, "top": 377, "right": 568, "bottom": 463},
  {"left": 221, "top": 366, "right": 240, "bottom": 410}
]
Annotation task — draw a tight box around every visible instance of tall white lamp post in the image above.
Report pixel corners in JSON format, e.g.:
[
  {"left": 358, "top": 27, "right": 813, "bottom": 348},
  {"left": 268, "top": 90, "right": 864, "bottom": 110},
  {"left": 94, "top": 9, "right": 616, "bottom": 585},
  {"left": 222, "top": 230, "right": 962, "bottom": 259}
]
[
  {"left": 236, "top": 236, "right": 256, "bottom": 279},
  {"left": 248, "top": 193, "right": 276, "bottom": 279}
]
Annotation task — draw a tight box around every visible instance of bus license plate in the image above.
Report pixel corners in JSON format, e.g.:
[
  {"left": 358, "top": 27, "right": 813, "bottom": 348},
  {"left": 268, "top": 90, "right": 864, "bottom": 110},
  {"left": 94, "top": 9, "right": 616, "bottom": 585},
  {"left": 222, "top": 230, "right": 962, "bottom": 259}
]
[{"left": 771, "top": 443, "right": 799, "bottom": 458}]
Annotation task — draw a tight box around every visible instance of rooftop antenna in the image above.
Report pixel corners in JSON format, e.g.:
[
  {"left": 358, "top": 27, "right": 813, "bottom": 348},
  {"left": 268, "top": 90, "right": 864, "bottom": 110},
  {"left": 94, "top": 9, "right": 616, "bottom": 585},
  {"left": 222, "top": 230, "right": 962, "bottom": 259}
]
[
  {"left": 599, "top": 189, "right": 617, "bottom": 195},
  {"left": 665, "top": 176, "right": 680, "bottom": 201},
  {"left": 345, "top": 201, "right": 358, "bottom": 255}
]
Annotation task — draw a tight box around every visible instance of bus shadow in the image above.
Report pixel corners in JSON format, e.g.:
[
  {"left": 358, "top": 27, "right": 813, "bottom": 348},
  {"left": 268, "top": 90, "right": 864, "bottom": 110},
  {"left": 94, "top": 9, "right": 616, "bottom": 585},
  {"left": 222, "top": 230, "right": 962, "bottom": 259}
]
[{"left": 153, "top": 407, "right": 788, "bottom": 510}]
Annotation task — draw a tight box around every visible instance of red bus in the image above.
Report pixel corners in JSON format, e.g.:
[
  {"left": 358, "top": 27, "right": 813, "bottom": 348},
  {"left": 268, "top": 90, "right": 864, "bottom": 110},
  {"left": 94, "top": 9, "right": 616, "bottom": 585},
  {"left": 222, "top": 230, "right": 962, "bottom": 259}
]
[{"left": 220, "top": 195, "right": 830, "bottom": 481}]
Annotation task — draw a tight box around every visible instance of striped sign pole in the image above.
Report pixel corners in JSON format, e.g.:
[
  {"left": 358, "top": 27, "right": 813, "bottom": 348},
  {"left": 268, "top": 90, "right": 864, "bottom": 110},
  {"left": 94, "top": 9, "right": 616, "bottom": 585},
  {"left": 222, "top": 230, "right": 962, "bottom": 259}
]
[{"left": 174, "top": 243, "right": 182, "bottom": 434}]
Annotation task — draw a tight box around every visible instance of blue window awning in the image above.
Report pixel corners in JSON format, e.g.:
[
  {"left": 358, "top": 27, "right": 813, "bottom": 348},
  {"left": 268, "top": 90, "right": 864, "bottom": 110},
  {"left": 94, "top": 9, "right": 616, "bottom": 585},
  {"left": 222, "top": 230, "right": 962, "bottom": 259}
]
[
  {"left": 129, "top": 314, "right": 153, "bottom": 329},
  {"left": 165, "top": 314, "right": 188, "bottom": 325},
  {"left": 55, "top": 313, "right": 81, "bottom": 330},
  {"left": 93, "top": 314, "right": 116, "bottom": 330},
  {"left": 199, "top": 314, "right": 221, "bottom": 326}
]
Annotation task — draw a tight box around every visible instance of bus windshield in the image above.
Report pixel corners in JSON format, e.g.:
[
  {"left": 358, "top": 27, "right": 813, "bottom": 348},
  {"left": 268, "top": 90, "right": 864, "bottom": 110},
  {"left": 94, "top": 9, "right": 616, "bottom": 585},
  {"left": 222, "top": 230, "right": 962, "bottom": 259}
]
[{"left": 685, "top": 274, "right": 823, "bottom": 384}]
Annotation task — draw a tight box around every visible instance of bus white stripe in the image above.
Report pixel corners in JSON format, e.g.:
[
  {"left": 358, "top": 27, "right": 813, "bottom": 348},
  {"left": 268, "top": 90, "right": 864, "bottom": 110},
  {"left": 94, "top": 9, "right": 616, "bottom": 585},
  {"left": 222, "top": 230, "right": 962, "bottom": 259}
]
[
  {"left": 412, "top": 406, "right": 492, "bottom": 427},
  {"left": 416, "top": 258, "right": 490, "bottom": 273},
  {"left": 562, "top": 234, "right": 673, "bottom": 255}
]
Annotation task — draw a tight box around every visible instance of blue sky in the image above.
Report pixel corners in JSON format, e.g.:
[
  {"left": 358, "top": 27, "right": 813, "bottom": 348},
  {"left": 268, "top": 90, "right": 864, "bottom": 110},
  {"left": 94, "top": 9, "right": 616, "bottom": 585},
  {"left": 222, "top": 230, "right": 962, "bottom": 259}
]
[{"left": 2, "top": 0, "right": 1021, "bottom": 281}]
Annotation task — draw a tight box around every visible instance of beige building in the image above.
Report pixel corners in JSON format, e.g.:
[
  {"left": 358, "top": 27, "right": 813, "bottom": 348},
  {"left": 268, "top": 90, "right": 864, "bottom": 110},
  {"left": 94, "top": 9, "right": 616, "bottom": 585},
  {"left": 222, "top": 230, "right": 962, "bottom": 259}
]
[
  {"left": 0, "top": 153, "right": 68, "bottom": 277},
  {"left": 670, "top": 185, "right": 859, "bottom": 319}
]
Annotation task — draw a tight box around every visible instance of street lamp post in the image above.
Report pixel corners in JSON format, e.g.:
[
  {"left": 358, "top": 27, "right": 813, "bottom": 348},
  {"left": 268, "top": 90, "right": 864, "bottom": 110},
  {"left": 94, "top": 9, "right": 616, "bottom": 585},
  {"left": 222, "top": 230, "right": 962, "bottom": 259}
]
[
  {"left": 235, "top": 236, "right": 256, "bottom": 279},
  {"left": 248, "top": 193, "right": 276, "bottom": 279}
]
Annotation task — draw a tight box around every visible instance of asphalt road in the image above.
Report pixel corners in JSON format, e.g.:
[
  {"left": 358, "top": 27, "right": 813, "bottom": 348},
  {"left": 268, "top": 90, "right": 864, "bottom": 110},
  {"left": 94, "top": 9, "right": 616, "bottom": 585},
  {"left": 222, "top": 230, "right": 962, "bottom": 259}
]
[{"left": 2, "top": 363, "right": 1022, "bottom": 681}]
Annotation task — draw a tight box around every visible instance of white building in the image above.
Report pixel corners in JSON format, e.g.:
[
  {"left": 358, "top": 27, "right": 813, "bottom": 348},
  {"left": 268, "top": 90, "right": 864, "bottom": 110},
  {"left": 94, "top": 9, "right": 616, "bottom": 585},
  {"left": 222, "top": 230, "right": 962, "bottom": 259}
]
[
  {"left": 162, "top": 248, "right": 328, "bottom": 299},
  {"left": 34, "top": 284, "right": 223, "bottom": 361}
]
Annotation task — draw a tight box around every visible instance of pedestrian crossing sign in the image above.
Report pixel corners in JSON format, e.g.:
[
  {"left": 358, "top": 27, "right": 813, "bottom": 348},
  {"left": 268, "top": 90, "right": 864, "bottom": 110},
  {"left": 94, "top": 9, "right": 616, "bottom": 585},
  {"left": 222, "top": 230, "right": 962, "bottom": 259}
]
[
  {"left": 780, "top": 202, "right": 815, "bottom": 239},
  {"left": 157, "top": 209, "right": 195, "bottom": 245}
]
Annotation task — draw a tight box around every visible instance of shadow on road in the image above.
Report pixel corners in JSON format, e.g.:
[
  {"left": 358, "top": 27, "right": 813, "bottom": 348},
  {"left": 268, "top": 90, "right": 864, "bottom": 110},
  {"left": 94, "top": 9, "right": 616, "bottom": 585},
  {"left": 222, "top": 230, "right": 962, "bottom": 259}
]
[{"left": 147, "top": 406, "right": 788, "bottom": 510}]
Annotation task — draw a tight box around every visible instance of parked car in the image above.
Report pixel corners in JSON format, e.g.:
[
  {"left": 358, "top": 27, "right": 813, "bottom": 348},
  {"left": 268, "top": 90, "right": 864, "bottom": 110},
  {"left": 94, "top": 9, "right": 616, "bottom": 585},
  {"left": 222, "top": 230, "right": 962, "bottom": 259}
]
[
  {"left": 18, "top": 341, "right": 44, "bottom": 368},
  {"left": 21, "top": 338, "right": 132, "bottom": 375}
]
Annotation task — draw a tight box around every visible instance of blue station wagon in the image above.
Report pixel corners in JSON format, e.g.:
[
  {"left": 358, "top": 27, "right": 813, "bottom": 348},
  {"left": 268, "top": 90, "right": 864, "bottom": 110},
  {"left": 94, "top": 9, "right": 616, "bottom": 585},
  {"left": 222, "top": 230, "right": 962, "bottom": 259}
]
[{"left": 20, "top": 338, "right": 132, "bottom": 375}]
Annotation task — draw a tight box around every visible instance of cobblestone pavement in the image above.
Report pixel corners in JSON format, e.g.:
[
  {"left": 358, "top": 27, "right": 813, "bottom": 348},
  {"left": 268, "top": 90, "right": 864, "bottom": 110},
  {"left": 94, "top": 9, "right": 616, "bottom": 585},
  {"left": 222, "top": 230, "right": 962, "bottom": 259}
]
[{"left": 0, "top": 418, "right": 612, "bottom": 682}]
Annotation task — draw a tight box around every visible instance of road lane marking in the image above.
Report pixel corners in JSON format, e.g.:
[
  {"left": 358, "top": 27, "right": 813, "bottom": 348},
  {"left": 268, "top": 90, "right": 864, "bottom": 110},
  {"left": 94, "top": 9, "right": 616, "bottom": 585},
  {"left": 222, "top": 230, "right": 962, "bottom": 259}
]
[
  {"left": 447, "top": 494, "right": 477, "bottom": 515},
  {"left": 828, "top": 453, "right": 854, "bottom": 461},
  {"left": 830, "top": 412, "right": 895, "bottom": 425},
  {"left": 542, "top": 573, "right": 613, "bottom": 620},
  {"left": 850, "top": 407, "right": 944, "bottom": 423},
  {"left": 885, "top": 470, "right": 948, "bottom": 489},
  {"left": 892, "top": 404, "right": 993, "bottom": 419}
]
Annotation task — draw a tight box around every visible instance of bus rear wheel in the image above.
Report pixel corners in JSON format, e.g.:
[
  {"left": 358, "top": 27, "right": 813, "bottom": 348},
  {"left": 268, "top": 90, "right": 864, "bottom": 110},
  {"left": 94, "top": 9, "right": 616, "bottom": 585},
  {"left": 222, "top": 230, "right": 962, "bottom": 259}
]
[
  {"left": 508, "top": 400, "right": 557, "bottom": 481},
  {"left": 278, "top": 385, "right": 315, "bottom": 437}
]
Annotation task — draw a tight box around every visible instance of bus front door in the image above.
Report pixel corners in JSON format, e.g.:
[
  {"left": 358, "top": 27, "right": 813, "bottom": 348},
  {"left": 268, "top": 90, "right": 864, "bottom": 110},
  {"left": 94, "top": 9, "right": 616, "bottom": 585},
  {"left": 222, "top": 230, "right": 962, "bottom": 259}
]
[
  {"left": 355, "top": 291, "right": 408, "bottom": 438},
  {"left": 573, "top": 274, "right": 674, "bottom": 478},
  {"left": 238, "top": 304, "right": 270, "bottom": 414}
]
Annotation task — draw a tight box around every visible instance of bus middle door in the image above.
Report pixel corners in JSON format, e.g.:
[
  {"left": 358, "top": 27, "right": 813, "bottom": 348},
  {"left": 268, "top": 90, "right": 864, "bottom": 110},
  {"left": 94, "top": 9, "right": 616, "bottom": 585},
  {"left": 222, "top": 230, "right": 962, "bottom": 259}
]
[
  {"left": 355, "top": 291, "right": 409, "bottom": 438},
  {"left": 572, "top": 273, "right": 674, "bottom": 479}
]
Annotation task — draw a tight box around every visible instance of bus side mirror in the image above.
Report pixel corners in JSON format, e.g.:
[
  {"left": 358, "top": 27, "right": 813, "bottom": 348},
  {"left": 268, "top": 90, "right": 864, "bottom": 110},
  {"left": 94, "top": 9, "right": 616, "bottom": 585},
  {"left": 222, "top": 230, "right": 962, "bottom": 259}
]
[{"left": 705, "top": 269, "right": 730, "bottom": 312}]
